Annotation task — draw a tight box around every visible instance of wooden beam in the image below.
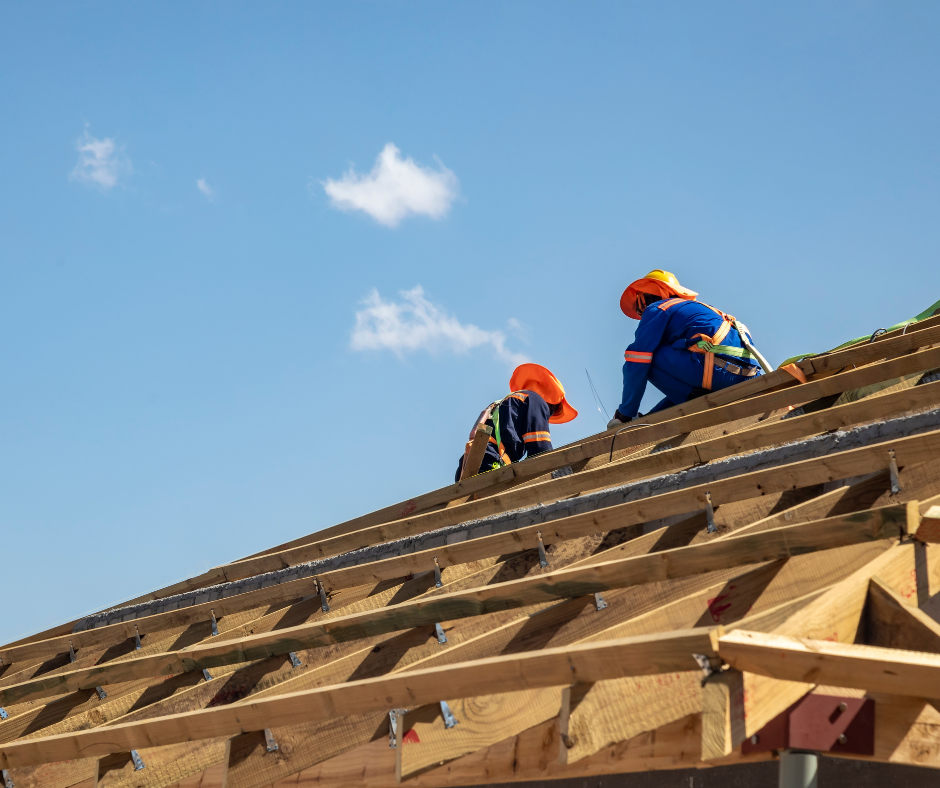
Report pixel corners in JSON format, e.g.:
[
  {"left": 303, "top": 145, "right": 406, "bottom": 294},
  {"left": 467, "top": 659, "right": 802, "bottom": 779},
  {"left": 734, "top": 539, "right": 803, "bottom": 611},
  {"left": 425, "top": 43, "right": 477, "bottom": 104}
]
[
  {"left": 909, "top": 492, "right": 940, "bottom": 543},
  {"left": 719, "top": 628, "right": 940, "bottom": 699},
  {"left": 738, "top": 540, "right": 932, "bottom": 743},
  {"left": 0, "top": 504, "right": 907, "bottom": 706},
  {"left": 700, "top": 669, "right": 746, "bottom": 761},
  {"left": 865, "top": 576, "right": 940, "bottom": 652},
  {"left": 222, "top": 541, "right": 886, "bottom": 786},
  {"left": 238, "top": 346, "right": 940, "bottom": 570},
  {"left": 396, "top": 688, "right": 563, "bottom": 782},
  {"left": 94, "top": 738, "right": 230, "bottom": 788},
  {"left": 311, "top": 376, "right": 940, "bottom": 576},
  {"left": 8, "top": 321, "right": 940, "bottom": 655},
  {"left": 458, "top": 426, "right": 492, "bottom": 482},
  {"left": 277, "top": 425, "right": 940, "bottom": 596},
  {"left": 225, "top": 713, "right": 387, "bottom": 788},
  {"left": 0, "top": 628, "right": 718, "bottom": 769},
  {"left": 233, "top": 312, "right": 940, "bottom": 575},
  {"left": 558, "top": 672, "right": 701, "bottom": 766}
]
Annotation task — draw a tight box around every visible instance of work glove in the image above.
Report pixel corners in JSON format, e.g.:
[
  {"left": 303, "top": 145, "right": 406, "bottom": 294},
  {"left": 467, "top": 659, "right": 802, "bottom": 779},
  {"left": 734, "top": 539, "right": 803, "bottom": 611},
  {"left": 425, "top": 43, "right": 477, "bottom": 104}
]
[{"left": 606, "top": 410, "right": 631, "bottom": 430}]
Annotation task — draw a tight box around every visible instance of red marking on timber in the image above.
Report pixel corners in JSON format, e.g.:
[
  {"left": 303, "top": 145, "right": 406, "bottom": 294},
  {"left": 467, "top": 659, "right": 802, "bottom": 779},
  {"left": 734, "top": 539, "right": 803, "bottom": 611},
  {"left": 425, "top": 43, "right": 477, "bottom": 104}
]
[
  {"left": 400, "top": 500, "right": 417, "bottom": 516},
  {"left": 900, "top": 569, "right": 917, "bottom": 600},
  {"left": 706, "top": 585, "right": 736, "bottom": 622},
  {"left": 403, "top": 728, "right": 420, "bottom": 744}
]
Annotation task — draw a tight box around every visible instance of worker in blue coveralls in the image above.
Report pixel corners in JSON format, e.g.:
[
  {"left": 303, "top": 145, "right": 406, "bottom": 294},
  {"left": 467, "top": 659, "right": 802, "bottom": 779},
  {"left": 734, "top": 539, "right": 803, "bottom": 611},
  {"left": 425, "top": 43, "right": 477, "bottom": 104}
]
[
  {"left": 606, "top": 270, "right": 768, "bottom": 429},
  {"left": 456, "top": 363, "right": 578, "bottom": 481}
]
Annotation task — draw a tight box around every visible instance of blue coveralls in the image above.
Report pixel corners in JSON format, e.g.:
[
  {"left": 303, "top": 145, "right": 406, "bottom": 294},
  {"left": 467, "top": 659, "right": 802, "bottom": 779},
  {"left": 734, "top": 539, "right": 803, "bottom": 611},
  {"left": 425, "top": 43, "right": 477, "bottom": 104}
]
[
  {"left": 455, "top": 390, "right": 554, "bottom": 482},
  {"left": 618, "top": 299, "right": 762, "bottom": 419}
]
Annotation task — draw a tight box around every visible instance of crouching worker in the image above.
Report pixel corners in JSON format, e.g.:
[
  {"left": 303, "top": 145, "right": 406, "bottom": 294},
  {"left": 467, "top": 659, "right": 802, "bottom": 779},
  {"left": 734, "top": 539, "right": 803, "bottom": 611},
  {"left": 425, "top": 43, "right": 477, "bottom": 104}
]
[
  {"left": 456, "top": 363, "right": 578, "bottom": 481},
  {"left": 607, "top": 270, "right": 767, "bottom": 429}
]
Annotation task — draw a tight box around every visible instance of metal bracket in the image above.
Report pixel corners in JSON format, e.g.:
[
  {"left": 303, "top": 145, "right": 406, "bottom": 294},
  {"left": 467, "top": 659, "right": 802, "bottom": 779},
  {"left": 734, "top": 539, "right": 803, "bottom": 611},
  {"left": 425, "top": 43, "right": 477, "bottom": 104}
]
[
  {"left": 1, "top": 769, "right": 14, "bottom": 787},
  {"left": 743, "top": 694, "right": 874, "bottom": 755},
  {"left": 0, "top": 707, "right": 8, "bottom": 721},
  {"left": 692, "top": 653, "right": 725, "bottom": 686},
  {"left": 288, "top": 652, "right": 302, "bottom": 668},
  {"left": 434, "top": 557, "right": 443, "bottom": 588},
  {"left": 388, "top": 708, "right": 409, "bottom": 748},
  {"left": 68, "top": 640, "right": 77, "bottom": 663},
  {"left": 264, "top": 728, "right": 279, "bottom": 752},
  {"left": 440, "top": 700, "right": 458, "bottom": 729},
  {"left": 134, "top": 626, "right": 143, "bottom": 650},
  {"left": 210, "top": 609, "right": 219, "bottom": 637},
  {"left": 130, "top": 750, "right": 146, "bottom": 771},
  {"left": 705, "top": 492, "right": 718, "bottom": 533},
  {"left": 318, "top": 579, "right": 330, "bottom": 612},
  {"left": 435, "top": 623, "right": 448, "bottom": 644},
  {"left": 594, "top": 592, "right": 608, "bottom": 611},
  {"left": 202, "top": 669, "right": 213, "bottom": 682},
  {"left": 889, "top": 450, "right": 902, "bottom": 495},
  {"left": 537, "top": 531, "right": 549, "bottom": 568},
  {"left": 95, "top": 686, "right": 107, "bottom": 700}
]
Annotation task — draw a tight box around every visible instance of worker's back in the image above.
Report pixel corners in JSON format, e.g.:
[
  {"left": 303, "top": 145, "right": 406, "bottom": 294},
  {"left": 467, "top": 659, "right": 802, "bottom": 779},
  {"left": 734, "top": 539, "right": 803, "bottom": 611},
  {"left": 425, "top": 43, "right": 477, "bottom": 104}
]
[
  {"left": 640, "top": 298, "right": 756, "bottom": 366},
  {"left": 455, "top": 389, "right": 554, "bottom": 481}
]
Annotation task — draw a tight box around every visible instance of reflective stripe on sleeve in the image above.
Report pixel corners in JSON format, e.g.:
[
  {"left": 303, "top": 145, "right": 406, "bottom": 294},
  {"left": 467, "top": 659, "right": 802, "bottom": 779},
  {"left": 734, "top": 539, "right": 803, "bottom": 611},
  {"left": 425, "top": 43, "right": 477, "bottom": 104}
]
[
  {"left": 523, "top": 431, "right": 551, "bottom": 443},
  {"left": 624, "top": 350, "right": 653, "bottom": 363}
]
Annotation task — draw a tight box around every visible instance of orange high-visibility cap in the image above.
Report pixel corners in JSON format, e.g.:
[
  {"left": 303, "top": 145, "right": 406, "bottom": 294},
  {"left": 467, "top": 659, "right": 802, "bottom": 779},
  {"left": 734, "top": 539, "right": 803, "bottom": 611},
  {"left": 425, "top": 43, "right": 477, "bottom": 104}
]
[
  {"left": 619, "top": 269, "right": 699, "bottom": 320},
  {"left": 509, "top": 363, "right": 578, "bottom": 424}
]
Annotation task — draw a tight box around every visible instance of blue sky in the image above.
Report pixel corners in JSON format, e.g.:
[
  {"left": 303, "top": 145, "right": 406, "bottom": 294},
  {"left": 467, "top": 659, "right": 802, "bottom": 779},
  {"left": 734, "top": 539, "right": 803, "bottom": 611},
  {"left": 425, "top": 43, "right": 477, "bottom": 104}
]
[{"left": 2, "top": 2, "right": 939, "bottom": 644}]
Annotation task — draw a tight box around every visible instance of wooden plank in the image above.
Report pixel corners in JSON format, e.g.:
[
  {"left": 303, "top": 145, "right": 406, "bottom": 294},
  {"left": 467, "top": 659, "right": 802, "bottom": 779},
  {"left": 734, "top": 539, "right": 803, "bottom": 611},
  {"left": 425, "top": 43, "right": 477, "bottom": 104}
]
[
  {"left": 738, "top": 541, "right": 930, "bottom": 745},
  {"left": 396, "top": 688, "right": 563, "bottom": 782},
  {"left": 719, "top": 628, "right": 940, "bottom": 699},
  {"left": 558, "top": 672, "right": 701, "bottom": 766},
  {"left": 7, "top": 320, "right": 940, "bottom": 656},
  {"left": 307, "top": 425, "right": 940, "bottom": 595},
  {"left": 217, "top": 541, "right": 882, "bottom": 787},
  {"left": 95, "top": 738, "right": 229, "bottom": 788},
  {"left": 266, "top": 714, "right": 772, "bottom": 788},
  {"left": 865, "top": 577, "right": 940, "bottom": 652},
  {"left": 225, "top": 712, "right": 388, "bottom": 788},
  {"left": 458, "top": 426, "right": 493, "bottom": 482},
  {"left": 909, "top": 492, "right": 940, "bottom": 543},
  {"left": 700, "top": 669, "right": 746, "bottom": 761},
  {"left": 0, "top": 628, "right": 718, "bottom": 769},
  {"left": 346, "top": 377, "right": 940, "bottom": 578},
  {"left": 0, "top": 536, "right": 904, "bottom": 788},
  {"left": 234, "top": 346, "right": 940, "bottom": 571},
  {"left": 0, "top": 504, "right": 907, "bottom": 706}
]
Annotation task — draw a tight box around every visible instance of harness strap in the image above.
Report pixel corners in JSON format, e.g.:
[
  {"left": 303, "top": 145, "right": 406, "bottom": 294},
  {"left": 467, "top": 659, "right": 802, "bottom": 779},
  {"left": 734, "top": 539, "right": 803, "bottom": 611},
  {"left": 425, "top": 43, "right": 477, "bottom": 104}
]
[
  {"left": 684, "top": 303, "right": 761, "bottom": 390},
  {"left": 467, "top": 391, "right": 533, "bottom": 469}
]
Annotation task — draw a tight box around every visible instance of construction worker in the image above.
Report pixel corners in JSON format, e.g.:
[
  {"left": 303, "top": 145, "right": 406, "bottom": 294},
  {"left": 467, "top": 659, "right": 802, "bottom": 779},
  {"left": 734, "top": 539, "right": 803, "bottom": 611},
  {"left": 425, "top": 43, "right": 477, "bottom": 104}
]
[
  {"left": 607, "top": 270, "right": 768, "bottom": 428},
  {"left": 456, "top": 363, "right": 578, "bottom": 481}
]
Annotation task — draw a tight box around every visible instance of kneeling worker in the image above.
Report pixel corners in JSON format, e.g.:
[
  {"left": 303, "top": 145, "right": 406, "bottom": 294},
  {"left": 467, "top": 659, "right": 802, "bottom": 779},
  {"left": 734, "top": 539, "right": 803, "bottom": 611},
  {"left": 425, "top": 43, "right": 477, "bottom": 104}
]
[
  {"left": 456, "top": 363, "right": 578, "bottom": 481},
  {"left": 607, "top": 270, "right": 770, "bottom": 428}
]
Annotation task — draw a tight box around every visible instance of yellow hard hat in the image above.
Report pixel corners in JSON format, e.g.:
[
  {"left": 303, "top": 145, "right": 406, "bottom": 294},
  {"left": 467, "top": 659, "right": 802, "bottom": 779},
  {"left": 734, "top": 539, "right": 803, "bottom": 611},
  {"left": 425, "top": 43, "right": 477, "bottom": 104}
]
[{"left": 620, "top": 269, "right": 698, "bottom": 319}]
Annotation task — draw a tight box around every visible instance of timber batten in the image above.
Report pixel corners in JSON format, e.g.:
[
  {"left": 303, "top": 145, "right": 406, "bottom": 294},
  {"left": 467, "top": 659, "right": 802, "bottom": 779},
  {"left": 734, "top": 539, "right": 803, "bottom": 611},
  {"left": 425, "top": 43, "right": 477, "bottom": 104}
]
[{"left": 5, "top": 318, "right": 940, "bottom": 787}]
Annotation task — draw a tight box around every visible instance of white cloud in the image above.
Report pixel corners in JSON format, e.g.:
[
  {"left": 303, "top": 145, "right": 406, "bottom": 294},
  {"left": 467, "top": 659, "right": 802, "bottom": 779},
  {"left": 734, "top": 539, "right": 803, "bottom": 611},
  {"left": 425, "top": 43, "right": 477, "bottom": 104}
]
[
  {"left": 70, "top": 129, "right": 131, "bottom": 189},
  {"left": 323, "top": 143, "right": 459, "bottom": 227},
  {"left": 351, "top": 286, "right": 528, "bottom": 366},
  {"left": 196, "top": 178, "right": 215, "bottom": 200}
]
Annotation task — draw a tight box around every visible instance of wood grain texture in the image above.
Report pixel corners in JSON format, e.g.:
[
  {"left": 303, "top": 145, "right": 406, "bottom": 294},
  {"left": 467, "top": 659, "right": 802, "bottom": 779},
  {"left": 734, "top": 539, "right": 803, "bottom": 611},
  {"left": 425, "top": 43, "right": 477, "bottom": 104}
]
[
  {"left": 0, "top": 629, "right": 718, "bottom": 769},
  {"left": 0, "top": 503, "right": 907, "bottom": 707},
  {"left": 396, "top": 688, "right": 563, "bottom": 781},
  {"left": 721, "top": 629, "right": 940, "bottom": 699}
]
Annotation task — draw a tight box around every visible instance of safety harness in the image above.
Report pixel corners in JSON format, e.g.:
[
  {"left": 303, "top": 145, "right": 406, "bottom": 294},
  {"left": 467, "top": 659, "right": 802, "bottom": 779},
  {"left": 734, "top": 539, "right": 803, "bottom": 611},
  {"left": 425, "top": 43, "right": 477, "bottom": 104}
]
[
  {"left": 658, "top": 298, "right": 769, "bottom": 390},
  {"left": 465, "top": 391, "right": 532, "bottom": 470}
]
